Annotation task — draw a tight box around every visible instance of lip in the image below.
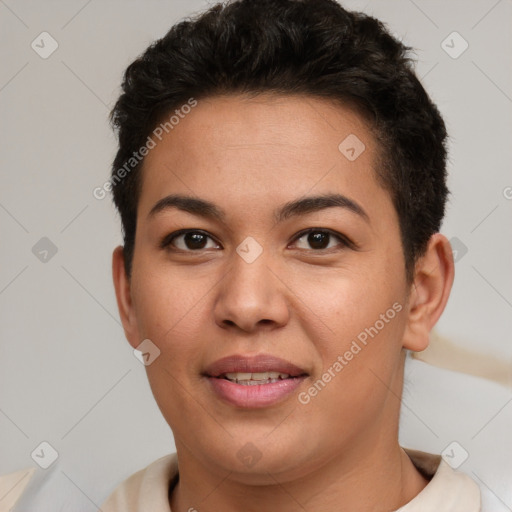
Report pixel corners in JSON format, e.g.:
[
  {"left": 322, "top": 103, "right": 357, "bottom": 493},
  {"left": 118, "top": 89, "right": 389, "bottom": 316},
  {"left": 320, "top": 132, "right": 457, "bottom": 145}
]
[
  {"left": 204, "top": 354, "right": 309, "bottom": 408},
  {"left": 204, "top": 354, "right": 308, "bottom": 377}
]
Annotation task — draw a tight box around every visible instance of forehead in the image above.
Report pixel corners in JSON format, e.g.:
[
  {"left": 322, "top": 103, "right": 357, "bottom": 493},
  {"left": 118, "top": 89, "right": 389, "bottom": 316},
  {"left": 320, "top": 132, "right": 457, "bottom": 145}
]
[{"left": 137, "top": 93, "right": 390, "bottom": 225}]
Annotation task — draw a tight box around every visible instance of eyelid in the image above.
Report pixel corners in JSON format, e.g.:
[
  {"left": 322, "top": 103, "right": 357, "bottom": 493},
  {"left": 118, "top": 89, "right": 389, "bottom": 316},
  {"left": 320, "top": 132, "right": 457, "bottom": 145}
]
[
  {"left": 290, "top": 228, "right": 357, "bottom": 251},
  {"left": 160, "top": 228, "right": 357, "bottom": 252},
  {"left": 159, "top": 229, "right": 221, "bottom": 250}
]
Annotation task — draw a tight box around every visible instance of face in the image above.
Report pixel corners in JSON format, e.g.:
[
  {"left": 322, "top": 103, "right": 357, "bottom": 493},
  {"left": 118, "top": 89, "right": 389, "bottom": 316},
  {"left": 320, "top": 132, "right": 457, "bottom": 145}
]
[{"left": 117, "top": 94, "right": 414, "bottom": 483}]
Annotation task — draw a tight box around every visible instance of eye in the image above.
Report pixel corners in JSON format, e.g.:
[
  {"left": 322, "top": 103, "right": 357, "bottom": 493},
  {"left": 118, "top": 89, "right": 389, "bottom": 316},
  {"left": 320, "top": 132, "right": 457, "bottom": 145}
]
[
  {"left": 290, "top": 228, "right": 354, "bottom": 251},
  {"left": 160, "top": 230, "right": 221, "bottom": 252},
  {"left": 160, "top": 228, "right": 355, "bottom": 253}
]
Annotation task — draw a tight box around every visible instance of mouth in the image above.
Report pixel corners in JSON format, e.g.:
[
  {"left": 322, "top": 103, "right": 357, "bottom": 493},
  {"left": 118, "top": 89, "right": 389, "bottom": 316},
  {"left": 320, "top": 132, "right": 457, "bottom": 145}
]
[
  {"left": 203, "top": 354, "right": 309, "bottom": 408},
  {"left": 218, "top": 371, "right": 298, "bottom": 385}
]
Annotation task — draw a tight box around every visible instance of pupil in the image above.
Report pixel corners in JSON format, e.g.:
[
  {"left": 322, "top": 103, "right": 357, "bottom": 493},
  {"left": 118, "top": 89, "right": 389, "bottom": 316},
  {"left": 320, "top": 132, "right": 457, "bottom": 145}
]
[
  {"left": 182, "top": 232, "right": 330, "bottom": 250},
  {"left": 309, "top": 232, "right": 328, "bottom": 249},
  {"left": 186, "top": 232, "right": 206, "bottom": 249}
]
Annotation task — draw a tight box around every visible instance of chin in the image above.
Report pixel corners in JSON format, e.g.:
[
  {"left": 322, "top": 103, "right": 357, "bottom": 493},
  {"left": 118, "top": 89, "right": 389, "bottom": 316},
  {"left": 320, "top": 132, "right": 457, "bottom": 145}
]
[{"left": 193, "top": 430, "right": 323, "bottom": 483}]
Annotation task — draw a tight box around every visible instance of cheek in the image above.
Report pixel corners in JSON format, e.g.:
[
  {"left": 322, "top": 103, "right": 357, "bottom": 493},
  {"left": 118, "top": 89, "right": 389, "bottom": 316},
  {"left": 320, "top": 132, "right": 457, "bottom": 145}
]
[
  {"left": 137, "top": 273, "right": 208, "bottom": 417},
  {"left": 132, "top": 263, "right": 203, "bottom": 340},
  {"left": 293, "top": 260, "right": 405, "bottom": 343},
  {"left": 298, "top": 309, "right": 406, "bottom": 445},
  {"left": 296, "top": 259, "right": 408, "bottom": 419},
  {"left": 134, "top": 264, "right": 230, "bottom": 365}
]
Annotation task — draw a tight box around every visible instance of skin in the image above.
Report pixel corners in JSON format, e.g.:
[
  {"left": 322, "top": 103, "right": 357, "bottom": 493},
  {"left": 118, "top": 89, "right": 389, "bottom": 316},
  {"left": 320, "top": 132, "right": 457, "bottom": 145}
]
[{"left": 112, "top": 94, "right": 455, "bottom": 512}]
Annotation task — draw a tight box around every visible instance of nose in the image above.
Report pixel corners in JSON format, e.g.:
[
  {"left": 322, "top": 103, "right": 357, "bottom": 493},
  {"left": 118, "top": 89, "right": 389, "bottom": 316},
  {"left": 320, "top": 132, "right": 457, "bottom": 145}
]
[{"left": 213, "top": 249, "right": 290, "bottom": 333}]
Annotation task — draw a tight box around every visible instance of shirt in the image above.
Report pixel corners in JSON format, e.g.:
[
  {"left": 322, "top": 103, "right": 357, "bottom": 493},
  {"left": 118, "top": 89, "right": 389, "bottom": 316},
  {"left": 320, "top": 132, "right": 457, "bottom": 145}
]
[{"left": 99, "top": 448, "right": 481, "bottom": 511}]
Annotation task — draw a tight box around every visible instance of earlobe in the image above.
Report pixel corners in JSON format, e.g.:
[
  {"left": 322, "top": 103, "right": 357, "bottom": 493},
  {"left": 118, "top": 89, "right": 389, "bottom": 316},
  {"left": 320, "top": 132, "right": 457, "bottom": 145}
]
[
  {"left": 112, "top": 246, "right": 140, "bottom": 348},
  {"left": 402, "top": 234, "right": 455, "bottom": 352}
]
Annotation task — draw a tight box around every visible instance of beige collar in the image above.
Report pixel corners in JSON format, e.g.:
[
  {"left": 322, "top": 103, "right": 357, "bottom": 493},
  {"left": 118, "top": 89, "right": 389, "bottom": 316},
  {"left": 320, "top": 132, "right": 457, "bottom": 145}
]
[{"left": 99, "top": 448, "right": 480, "bottom": 511}]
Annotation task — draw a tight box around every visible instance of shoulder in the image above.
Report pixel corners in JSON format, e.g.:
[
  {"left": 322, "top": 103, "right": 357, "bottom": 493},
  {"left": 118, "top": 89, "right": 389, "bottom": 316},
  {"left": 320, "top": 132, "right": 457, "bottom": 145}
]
[
  {"left": 101, "top": 453, "right": 179, "bottom": 512},
  {"left": 400, "top": 448, "right": 481, "bottom": 511}
]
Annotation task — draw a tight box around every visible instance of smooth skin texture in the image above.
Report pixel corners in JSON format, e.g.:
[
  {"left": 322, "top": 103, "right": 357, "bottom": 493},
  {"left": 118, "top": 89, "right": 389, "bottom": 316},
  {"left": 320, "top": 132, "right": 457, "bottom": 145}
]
[{"left": 112, "top": 94, "right": 455, "bottom": 512}]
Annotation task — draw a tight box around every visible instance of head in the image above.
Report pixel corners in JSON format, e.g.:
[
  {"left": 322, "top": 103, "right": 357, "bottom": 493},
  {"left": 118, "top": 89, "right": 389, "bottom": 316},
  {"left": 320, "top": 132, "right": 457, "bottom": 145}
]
[{"left": 111, "top": 0, "right": 454, "bottom": 483}]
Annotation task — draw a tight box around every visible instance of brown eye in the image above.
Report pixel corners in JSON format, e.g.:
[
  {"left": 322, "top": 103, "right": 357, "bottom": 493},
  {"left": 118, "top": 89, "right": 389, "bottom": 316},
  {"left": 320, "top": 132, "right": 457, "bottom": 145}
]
[
  {"left": 161, "top": 230, "right": 220, "bottom": 251},
  {"left": 291, "top": 229, "right": 352, "bottom": 251}
]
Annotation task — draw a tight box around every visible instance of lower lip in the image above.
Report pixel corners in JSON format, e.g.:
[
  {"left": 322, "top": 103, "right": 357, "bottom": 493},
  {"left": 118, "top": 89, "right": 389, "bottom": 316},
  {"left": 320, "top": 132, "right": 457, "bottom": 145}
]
[{"left": 207, "top": 376, "right": 307, "bottom": 408}]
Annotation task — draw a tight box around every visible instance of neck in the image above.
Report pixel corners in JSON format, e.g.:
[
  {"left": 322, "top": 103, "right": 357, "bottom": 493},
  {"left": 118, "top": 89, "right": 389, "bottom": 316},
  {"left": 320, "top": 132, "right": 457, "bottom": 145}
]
[{"left": 169, "top": 435, "right": 428, "bottom": 512}]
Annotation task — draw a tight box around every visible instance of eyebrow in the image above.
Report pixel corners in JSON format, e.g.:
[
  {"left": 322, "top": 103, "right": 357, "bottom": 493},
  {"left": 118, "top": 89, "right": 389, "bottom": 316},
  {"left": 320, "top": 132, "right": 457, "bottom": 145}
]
[{"left": 148, "top": 193, "right": 370, "bottom": 224}]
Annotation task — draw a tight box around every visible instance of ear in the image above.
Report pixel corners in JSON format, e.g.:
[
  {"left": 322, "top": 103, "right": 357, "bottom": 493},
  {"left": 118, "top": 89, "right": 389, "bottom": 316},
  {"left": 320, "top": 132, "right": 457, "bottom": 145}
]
[
  {"left": 112, "top": 245, "right": 141, "bottom": 349},
  {"left": 402, "top": 234, "right": 455, "bottom": 352}
]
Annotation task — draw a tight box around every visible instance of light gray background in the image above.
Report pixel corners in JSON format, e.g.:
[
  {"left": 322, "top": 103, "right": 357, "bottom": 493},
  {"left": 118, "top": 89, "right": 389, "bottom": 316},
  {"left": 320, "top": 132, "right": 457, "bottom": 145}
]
[{"left": 1, "top": 0, "right": 511, "bottom": 510}]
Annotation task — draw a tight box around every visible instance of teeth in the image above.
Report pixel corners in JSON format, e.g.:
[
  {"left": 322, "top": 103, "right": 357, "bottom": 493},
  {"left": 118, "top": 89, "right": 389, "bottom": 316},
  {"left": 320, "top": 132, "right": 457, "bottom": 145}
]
[{"left": 223, "top": 371, "right": 290, "bottom": 383}]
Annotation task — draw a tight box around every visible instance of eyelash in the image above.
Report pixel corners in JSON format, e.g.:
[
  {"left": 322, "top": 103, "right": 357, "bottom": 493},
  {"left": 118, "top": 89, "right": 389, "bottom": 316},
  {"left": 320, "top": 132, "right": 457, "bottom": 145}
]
[{"left": 159, "top": 228, "right": 356, "bottom": 253}]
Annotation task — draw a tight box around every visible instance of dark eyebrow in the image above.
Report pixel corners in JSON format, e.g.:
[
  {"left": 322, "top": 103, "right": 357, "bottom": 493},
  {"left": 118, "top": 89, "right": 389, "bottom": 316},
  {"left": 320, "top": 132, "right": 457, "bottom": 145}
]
[
  {"left": 276, "top": 193, "right": 369, "bottom": 224},
  {"left": 148, "top": 193, "right": 370, "bottom": 224},
  {"left": 149, "top": 194, "right": 226, "bottom": 222}
]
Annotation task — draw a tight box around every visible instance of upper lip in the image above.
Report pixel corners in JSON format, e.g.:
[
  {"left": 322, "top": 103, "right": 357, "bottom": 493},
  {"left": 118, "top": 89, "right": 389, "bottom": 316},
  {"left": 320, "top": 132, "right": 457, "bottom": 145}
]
[{"left": 204, "top": 354, "right": 308, "bottom": 378}]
